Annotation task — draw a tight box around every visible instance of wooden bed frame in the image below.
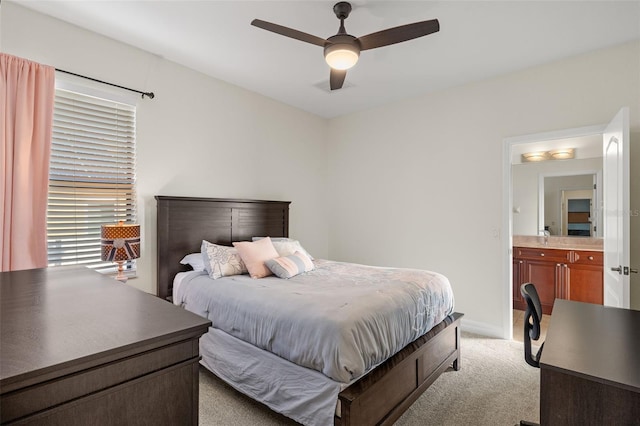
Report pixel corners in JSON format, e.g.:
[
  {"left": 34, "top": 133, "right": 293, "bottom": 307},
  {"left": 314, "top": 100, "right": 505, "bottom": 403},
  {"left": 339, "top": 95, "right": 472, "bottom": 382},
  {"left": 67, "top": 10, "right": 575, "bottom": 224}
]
[{"left": 155, "top": 195, "right": 463, "bottom": 426}]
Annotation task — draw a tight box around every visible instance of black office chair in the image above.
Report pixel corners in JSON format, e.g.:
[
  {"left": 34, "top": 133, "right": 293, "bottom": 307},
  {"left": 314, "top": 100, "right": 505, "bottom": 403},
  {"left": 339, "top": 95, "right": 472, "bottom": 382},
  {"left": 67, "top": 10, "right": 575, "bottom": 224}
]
[
  {"left": 519, "top": 282, "right": 544, "bottom": 426},
  {"left": 521, "top": 282, "right": 545, "bottom": 368}
]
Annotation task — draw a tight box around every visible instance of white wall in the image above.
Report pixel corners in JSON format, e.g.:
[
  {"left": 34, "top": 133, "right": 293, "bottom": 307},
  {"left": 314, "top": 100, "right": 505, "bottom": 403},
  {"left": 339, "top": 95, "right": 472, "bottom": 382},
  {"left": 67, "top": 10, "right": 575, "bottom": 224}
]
[
  {"left": 1, "top": 2, "right": 329, "bottom": 295},
  {"left": 3, "top": 2, "right": 639, "bottom": 332},
  {"left": 512, "top": 158, "right": 602, "bottom": 236},
  {"left": 327, "top": 41, "right": 640, "bottom": 335}
]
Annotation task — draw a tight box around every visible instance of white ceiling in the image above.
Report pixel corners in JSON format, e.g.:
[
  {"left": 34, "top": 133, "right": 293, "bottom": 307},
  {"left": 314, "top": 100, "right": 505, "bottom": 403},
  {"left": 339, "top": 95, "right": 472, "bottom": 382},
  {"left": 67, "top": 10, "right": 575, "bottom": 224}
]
[{"left": 13, "top": 1, "right": 640, "bottom": 118}]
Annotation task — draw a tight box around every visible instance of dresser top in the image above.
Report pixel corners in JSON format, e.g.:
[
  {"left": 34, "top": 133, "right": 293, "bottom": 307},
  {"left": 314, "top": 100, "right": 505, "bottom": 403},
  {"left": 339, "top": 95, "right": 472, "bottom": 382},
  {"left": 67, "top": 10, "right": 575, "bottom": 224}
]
[{"left": 0, "top": 266, "right": 210, "bottom": 388}]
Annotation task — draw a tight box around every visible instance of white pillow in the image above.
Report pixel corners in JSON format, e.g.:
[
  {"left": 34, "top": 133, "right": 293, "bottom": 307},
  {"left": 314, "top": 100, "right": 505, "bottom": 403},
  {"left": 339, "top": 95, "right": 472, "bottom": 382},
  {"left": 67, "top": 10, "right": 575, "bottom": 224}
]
[
  {"left": 180, "top": 253, "right": 205, "bottom": 272},
  {"left": 251, "top": 237, "right": 314, "bottom": 260},
  {"left": 201, "top": 240, "right": 248, "bottom": 279}
]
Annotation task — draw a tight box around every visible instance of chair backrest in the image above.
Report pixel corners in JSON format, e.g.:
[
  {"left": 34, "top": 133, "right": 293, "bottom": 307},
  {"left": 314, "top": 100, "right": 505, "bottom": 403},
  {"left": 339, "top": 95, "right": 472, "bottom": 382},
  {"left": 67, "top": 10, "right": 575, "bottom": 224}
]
[{"left": 520, "top": 282, "right": 544, "bottom": 368}]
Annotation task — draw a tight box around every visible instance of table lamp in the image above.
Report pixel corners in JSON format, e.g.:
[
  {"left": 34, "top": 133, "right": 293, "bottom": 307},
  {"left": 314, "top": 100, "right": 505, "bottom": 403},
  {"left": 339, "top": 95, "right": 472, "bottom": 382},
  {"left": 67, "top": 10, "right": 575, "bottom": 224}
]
[{"left": 101, "top": 221, "right": 140, "bottom": 283}]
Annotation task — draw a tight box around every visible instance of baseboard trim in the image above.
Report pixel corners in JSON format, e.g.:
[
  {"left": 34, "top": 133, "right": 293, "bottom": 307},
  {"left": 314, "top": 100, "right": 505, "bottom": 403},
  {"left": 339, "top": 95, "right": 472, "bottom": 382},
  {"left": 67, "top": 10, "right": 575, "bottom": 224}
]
[{"left": 460, "top": 318, "right": 506, "bottom": 339}]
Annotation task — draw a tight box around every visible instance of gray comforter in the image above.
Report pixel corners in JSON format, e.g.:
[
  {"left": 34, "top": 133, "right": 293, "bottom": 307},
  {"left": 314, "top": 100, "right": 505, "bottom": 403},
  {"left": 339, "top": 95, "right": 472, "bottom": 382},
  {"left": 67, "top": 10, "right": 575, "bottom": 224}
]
[{"left": 176, "top": 259, "right": 454, "bottom": 383}]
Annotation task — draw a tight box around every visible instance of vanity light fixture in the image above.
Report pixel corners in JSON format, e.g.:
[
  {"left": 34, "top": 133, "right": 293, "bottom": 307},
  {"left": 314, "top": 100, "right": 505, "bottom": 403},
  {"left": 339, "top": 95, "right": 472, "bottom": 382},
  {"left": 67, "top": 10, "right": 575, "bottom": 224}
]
[
  {"left": 521, "top": 151, "right": 550, "bottom": 162},
  {"left": 549, "top": 148, "right": 575, "bottom": 160},
  {"left": 522, "top": 148, "right": 576, "bottom": 163}
]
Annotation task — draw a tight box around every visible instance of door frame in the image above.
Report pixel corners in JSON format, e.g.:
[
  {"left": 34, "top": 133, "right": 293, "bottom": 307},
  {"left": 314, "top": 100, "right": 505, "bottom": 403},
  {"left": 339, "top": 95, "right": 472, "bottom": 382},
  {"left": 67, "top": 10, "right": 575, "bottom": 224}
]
[{"left": 502, "top": 124, "right": 605, "bottom": 340}]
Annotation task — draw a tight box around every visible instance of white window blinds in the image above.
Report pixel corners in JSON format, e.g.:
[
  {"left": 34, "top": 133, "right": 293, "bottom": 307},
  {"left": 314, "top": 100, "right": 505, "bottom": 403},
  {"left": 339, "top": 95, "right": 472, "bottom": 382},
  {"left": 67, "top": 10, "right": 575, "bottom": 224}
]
[{"left": 47, "top": 88, "right": 137, "bottom": 273}]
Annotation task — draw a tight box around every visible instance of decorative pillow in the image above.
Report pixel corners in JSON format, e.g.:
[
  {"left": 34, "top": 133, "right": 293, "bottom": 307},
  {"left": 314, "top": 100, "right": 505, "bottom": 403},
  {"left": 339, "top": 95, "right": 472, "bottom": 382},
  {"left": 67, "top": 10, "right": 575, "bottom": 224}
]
[
  {"left": 265, "top": 251, "right": 315, "bottom": 279},
  {"left": 180, "top": 253, "right": 205, "bottom": 272},
  {"left": 201, "top": 240, "right": 248, "bottom": 279},
  {"left": 233, "top": 237, "right": 279, "bottom": 278},
  {"left": 251, "top": 237, "right": 314, "bottom": 260}
]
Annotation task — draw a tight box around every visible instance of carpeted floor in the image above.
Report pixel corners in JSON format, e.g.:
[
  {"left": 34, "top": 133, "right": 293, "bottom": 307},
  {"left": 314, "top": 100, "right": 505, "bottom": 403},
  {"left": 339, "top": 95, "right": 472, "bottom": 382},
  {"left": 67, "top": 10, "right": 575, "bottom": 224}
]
[{"left": 199, "top": 332, "right": 540, "bottom": 425}]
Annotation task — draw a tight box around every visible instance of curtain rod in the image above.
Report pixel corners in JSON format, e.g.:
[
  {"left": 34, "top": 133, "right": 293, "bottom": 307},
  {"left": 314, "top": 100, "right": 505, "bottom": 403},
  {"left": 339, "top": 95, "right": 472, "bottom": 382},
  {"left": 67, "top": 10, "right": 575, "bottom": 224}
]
[{"left": 55, "top": 68, "right": 155, "bottom": 99}]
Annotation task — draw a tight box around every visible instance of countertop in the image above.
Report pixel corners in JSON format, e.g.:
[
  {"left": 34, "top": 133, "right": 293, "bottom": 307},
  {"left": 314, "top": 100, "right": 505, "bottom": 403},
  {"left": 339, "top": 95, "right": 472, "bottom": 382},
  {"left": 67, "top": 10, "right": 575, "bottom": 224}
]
[{"left": 513, "top": 235, "right": 603, "bottom": 252}]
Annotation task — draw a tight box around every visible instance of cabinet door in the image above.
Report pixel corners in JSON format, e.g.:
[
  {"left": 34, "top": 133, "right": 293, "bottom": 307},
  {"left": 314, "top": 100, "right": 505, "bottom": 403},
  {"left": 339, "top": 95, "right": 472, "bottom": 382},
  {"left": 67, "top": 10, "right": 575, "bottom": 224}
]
[
  {"left": 566, "top": 263, "right": 603, "bottom": 305},
  {"left": 513, "top": 258, "right": 527, "bottom": 311},
  {"left": 522, "top": 259, "right": 561, "bottom": 315}
]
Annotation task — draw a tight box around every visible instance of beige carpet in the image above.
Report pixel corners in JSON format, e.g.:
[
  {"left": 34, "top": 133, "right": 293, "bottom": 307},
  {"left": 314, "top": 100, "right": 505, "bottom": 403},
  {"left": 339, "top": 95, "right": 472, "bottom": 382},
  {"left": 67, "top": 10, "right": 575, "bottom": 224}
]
[{"left": 199, "top": 332, "right": 540, "bottom": 425}]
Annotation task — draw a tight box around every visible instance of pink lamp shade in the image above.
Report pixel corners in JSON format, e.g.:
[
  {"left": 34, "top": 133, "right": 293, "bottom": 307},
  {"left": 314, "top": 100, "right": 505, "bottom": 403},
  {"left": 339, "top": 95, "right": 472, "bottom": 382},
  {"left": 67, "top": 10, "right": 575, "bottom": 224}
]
[{"left": 101, "top": 221, "right": 140, "bottom": 282}]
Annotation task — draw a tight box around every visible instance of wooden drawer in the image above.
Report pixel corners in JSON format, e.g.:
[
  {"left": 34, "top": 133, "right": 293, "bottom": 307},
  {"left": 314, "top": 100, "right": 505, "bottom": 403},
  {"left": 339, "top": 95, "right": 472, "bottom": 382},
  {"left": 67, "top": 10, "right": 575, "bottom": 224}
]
[
  {"left": 1, "top": 340, "right": 197, "bottom": 423},
  {"left": 514, "top": 247, "right": 570, "bottom": 263},
  {"left": 10, "top": 361, "right": 200, "bottom": 425},
  {"left": 571, "top": 250, "right": 603, "bottom": 265}
]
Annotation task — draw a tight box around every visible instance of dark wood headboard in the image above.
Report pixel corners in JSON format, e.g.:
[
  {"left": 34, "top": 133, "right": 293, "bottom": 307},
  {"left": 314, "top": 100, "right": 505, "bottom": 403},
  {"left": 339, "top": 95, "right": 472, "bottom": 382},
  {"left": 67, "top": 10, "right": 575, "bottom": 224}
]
[{"left": 155, "top": 196, "right": 290, "bottom": 300}]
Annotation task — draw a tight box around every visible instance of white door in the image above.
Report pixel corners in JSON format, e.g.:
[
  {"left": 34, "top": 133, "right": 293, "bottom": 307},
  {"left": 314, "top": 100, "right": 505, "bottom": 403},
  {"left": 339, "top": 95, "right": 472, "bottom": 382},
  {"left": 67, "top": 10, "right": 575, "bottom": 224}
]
[{"left": 603, "top": 107, "right": 630, "bottom": 308}]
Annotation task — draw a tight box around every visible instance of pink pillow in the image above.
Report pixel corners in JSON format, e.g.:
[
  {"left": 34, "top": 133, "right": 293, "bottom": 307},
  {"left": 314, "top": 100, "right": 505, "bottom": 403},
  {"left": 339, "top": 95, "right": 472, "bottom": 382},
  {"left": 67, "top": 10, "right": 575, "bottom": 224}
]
[{"left": 233, "top": 237, "right": 279, "bottom": 278}]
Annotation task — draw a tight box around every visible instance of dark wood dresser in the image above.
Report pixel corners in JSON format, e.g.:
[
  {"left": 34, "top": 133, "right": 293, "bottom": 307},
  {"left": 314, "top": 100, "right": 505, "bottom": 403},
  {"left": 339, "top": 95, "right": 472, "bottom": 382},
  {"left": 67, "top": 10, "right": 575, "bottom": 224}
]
[{"left": 0, "top": 266, "right": 211, "bottom": 425}]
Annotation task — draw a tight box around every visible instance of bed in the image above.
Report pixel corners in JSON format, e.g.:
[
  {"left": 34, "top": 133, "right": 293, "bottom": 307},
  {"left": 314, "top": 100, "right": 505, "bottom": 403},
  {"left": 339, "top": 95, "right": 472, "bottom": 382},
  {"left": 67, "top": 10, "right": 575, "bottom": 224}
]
[{"left": 156, "top": 196, "right": 463, "bottom": 426}]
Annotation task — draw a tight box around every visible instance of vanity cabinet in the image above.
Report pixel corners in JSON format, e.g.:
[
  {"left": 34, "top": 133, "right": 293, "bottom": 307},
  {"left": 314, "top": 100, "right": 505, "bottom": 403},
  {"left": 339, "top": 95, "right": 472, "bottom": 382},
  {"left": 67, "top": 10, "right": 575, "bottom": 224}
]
[
  {"left": 513, "top": 247, "right": 603, "bottom": 314},
  {"left": 513, "top": 247, "right": 570, "bottom": 315},
  {"left": 565, "top": 250, "right": 604, "bottom": 305}
]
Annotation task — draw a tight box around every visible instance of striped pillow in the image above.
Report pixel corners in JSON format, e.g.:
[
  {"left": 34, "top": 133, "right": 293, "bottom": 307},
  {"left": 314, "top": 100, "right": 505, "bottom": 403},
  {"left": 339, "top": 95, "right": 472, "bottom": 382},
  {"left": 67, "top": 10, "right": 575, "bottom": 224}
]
[{"left": 265, "top": 251, "right": 314, "bottom": 279}]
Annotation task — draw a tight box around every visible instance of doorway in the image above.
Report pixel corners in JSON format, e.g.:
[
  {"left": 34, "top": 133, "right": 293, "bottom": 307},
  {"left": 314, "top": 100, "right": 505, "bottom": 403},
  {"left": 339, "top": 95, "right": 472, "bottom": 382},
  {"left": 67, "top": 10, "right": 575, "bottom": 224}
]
[
  {"left": 563, "top": 191, "right": 593, "bottom": 236},
  {"left": 502, "top": 125, "right": 605, "bottom": 340}
]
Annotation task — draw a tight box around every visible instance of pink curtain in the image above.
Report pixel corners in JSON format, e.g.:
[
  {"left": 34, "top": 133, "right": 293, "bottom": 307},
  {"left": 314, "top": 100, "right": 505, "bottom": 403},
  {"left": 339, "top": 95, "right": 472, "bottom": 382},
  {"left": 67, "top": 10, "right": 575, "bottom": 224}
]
[{"left": 1, "top": 54, "right": 55, "bottom": 271}]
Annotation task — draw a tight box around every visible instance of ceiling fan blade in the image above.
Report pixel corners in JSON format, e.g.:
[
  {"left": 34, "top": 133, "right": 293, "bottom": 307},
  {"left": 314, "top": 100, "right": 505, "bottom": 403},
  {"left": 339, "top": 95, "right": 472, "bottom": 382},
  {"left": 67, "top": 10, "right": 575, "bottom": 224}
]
[
  {"left": 357, "top": 19, "right": 439, "bottom": 51},
  {"left": 251, "top": 19, "right": 327, "bottom": 47},
  {"left": 330, "top": 69, "right": 347, "bottom": 91}
]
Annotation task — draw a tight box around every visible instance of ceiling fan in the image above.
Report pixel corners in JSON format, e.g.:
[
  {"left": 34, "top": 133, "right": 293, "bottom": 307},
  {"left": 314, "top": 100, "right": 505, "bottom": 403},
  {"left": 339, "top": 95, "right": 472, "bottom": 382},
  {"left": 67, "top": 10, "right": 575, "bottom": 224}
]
[{"left": 251, "top": 2, "right": 439, "bottom": 90}]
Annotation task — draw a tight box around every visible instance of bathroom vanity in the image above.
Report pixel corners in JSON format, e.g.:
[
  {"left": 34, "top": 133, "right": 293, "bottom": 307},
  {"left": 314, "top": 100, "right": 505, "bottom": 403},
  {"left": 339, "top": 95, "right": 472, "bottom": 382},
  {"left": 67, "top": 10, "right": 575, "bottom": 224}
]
[{"left": 513, "top": 236, "right": 603, "bottom": 314}]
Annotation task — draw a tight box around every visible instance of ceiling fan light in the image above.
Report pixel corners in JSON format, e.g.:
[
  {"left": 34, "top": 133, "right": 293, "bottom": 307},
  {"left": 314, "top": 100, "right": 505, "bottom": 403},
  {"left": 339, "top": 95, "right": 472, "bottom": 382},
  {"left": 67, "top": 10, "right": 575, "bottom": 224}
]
[{"left": 324, "top": 45, "right": 359, "bottom": 70}]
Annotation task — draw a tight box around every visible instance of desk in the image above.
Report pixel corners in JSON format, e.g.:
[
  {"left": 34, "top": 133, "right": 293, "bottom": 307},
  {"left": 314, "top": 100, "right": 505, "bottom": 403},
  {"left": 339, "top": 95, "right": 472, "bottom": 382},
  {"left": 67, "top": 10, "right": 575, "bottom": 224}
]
[
  {"left": 540, "top": 299, "right": 640, "bottom": 425},
  {"left": 1, "top": 266, "right": 211, "bottom": 425}
]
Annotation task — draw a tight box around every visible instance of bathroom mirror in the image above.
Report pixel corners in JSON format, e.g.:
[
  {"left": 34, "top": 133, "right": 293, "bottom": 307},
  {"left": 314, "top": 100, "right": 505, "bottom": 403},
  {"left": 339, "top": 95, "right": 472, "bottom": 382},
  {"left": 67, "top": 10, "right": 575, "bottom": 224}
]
[{"left": 541, "top": 173, "right": 601, "bottom": 237}]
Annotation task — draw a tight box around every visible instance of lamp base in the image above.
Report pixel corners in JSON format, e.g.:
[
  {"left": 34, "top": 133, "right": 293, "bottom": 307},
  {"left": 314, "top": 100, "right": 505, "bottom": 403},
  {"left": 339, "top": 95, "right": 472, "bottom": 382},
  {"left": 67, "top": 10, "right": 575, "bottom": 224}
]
[{"left": 115, "top": 261, "right": 128, "bottom": 283}]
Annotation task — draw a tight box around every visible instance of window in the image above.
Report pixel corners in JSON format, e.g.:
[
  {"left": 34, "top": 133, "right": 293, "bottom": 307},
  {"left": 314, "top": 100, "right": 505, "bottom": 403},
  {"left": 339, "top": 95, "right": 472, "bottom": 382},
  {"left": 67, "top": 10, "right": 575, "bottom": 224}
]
[{"left": 47, "top": 88, "right": 137, "bottom": 274}]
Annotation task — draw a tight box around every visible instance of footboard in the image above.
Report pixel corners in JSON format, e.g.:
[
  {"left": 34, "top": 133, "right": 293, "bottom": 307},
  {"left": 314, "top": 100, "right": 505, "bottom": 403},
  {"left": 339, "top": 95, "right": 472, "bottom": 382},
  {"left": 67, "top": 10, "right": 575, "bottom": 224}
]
[{"left": 336, "top": 312, "right": 463, "bottom": 426}]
